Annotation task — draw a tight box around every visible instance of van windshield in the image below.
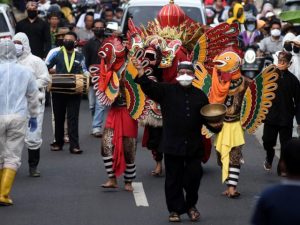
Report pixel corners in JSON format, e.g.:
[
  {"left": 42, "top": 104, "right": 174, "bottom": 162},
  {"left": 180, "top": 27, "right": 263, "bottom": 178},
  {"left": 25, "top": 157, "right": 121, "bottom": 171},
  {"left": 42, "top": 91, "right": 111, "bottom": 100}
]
[
  {"left": 127, "top": 5, "right": 203, "bottom": 27},
  {"left": 0, "top": 13, "right": 9, "bottom": 33}
]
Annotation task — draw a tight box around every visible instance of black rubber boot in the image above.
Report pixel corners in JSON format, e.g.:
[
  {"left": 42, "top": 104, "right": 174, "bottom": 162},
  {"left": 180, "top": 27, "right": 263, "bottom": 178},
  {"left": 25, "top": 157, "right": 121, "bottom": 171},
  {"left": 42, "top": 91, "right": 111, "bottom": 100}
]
[{"left": 28, "top": 149, "right": 41, "bottom": 177}]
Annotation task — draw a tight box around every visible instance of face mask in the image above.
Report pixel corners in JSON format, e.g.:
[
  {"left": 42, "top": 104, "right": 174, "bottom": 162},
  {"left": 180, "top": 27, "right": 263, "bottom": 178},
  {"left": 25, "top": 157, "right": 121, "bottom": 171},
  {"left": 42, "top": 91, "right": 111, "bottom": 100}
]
[
  {"left": 237, "top": 9, "right": 243, "bottom": 19},
  {"left": 246, "top": 24, "right": 256, "bottom": 32},
  {"left": 27, "top": 10, "right": 38, "bottom": 19},
  {"left": 14, "top": 44, "right": 24, "bottom": 57},
  {"left": 176, "top": 74, "right": 194, "bottom": 87},
  {"left": 284, "top": 42, "right": 292, "bottom": 52},
  {"left": 55, "top": 39, "right": 64, "bottom": 47},
  {"left": 93, "top": 29, "right": 105, "bottom": 38},
  {"left": 271, "top": 29, "right": 281, "bottom": 37},
  {"left": 293, "top": 46, "right": 300, "bottom": 54},
  {"left": 63, "top": 40, "right": 75, "bottom": 51}
]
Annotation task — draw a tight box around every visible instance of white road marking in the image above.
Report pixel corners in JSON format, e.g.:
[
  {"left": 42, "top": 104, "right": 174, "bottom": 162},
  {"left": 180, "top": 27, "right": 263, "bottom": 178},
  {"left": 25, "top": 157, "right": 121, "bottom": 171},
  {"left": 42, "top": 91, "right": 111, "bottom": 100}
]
[{"left": 132, "top": 182, "right": 149, "bottom": 207}]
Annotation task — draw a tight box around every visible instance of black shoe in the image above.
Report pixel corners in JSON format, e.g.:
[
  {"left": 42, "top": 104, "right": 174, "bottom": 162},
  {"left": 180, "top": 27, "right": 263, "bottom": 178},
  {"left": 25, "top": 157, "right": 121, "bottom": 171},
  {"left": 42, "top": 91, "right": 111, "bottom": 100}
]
[
  {"left": 264, "top": 160, "right": 272, "bottom": 171},
  {"left": 50, "top": 143, "right": 63, "bottom": 151},
  {"left": 29, "top": 167, "right": 41, "bottom": 177},
  {"left": 70, "top": 148, "right": 83, "bottom": 154}
]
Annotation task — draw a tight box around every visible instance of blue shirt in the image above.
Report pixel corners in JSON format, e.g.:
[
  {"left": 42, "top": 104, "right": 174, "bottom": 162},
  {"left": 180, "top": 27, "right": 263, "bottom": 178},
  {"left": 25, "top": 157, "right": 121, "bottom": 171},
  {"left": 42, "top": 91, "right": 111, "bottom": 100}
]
[{"left": 251, "top": 181, "right": 300, "bottom": 225}]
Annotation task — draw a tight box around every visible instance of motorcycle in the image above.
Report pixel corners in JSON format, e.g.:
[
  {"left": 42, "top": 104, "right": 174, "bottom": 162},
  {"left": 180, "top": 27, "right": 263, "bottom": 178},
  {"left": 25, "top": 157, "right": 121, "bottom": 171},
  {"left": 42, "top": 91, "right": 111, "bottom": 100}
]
[{"left": 241, "top": 45, "right": 272, "bottom": 79}]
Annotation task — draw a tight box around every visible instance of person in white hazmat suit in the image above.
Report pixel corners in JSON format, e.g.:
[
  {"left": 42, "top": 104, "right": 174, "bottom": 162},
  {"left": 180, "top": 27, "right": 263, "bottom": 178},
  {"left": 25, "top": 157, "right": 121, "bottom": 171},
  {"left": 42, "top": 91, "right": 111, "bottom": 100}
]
[
  {"left": 13, "top": 32, "right": 51, "bottom": 177},
  {"left": 0, "top": 39, "right": 39, "bottom": 206}
]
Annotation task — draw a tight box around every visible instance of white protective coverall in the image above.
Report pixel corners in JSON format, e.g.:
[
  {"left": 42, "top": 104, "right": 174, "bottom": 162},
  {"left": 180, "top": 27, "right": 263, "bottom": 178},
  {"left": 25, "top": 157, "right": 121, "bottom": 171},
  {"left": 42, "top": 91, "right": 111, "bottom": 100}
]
[
  {"left": 0, "top": 40, "right": 39, "bottom": 170},
  {"left": 13, "top": 32, "right": 51, "bottom": 150}
]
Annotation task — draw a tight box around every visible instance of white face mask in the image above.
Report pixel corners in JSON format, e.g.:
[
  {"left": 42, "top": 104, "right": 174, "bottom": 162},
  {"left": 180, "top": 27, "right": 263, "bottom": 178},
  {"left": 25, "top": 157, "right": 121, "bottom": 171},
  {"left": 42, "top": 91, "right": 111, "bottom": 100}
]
[
  {"left": 271, "top": 29, "right": 281, "bottom": 37},
  {"left": 176, "top": 74, "right": 194, "bottom": 87},
  {"left": 14, "top": 43, "right": 24, "bottom": 57}
]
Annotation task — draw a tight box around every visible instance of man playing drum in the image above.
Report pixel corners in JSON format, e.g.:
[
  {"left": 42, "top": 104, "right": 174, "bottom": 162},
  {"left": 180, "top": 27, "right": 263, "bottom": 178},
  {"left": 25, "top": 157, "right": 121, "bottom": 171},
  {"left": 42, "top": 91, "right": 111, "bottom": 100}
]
[{"left": 47, "top": 31, "right": 89, "bottom": 154}]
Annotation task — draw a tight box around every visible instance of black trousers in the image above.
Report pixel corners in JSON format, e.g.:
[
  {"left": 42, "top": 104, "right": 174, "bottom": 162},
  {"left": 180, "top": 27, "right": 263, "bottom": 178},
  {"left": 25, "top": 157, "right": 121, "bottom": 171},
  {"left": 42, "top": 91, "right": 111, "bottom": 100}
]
[
  {"left": 164, "top": 154, "right": 203, "bottom": 214},
  {"left": 262, "top": 123, "right": 293, "bottom": 164},
  {"left": 52, "top": 93, "right": 81, "bottom": 150}
]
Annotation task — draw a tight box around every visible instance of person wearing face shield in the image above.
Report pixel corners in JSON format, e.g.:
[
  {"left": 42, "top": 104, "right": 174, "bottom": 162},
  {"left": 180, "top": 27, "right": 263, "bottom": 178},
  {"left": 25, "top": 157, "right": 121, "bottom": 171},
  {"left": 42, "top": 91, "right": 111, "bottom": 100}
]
[
  {"left": 227, "top": 3, "right": 246, "bottom": 30},
  {"left": 258, "top": 19, "right": 283, "bottom": 57},
  {"left": 83, "top": 19, "right": 109, "bottom": 137},
  {"left": 0, "top": 40, "right": 39, "bottom": 206},
  {"left": 12, "top": 33, "right": 51, "bottom": 178},
  {"left": 262, "top": 51, "right": 300, "bottom": 176},
  {"left": 15, "top": 1, "right": 51, "bottom": 59},
  {"left": 134, "top": 60, "right": 218, "bottom": 222}
]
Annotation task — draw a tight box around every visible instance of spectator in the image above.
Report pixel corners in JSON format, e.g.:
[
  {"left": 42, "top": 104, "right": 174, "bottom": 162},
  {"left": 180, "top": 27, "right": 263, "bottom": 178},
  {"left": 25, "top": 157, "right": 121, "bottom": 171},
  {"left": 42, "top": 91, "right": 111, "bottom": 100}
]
[
  {"left": 244, "top": 0, "right": 258, "bottom": 17},
  {"left": 83, "top": 19, "right": 108, "bottom": 137},
  {"left": 212, "top": 0, "right": 229, "bottom": 25},
  {"left": 257, "top": 2, "right": 274, "bottom": 20},
  {"left": 104, "top": 8, "right": 115, "bottom": 23},
  {"left": 15, "top": 1, "right": 51, "bottom": 59},
  {"left": 76, "top": 12, "right": 94, "bottom": 42},
  {"left": 251, "top": 139, "right": 300, "bottom": 225},
  {"left": 258, "top": 19, "right": 283, "bottom": 56},
  {"left": 114, "top": 7, "right": 124, "bottom": 25},
  {"left": 48, "top": 12, "right": 61, "bottom": 48}
]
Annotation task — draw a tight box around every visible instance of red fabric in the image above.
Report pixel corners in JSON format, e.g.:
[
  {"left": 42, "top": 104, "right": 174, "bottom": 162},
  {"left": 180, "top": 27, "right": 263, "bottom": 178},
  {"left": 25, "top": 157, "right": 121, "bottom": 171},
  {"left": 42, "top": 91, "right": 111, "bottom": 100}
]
[
  {"left": 142, "top": 126, "right": 149, "bottom": 148},
  {"left": 99, "top": 60, "right": 113, "bottom": 92},
  {"left": 202, "top": 136, "right": 212, "bottom": 164},
  {"left": 162, "top": 46, "right": 189, "bottom": 83},
  {"left": 105, "top": 107, "right": 138, "bottom": 177}
]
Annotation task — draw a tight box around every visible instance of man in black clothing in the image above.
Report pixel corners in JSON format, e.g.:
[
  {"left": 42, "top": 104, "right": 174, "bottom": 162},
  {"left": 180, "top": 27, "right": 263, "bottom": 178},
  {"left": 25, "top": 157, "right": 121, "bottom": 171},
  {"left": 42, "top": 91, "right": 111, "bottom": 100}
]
[
  {"left": 262, "top": 51, "right": 300, "bottom": 175},
  {"left": 47, "top": 32, "right": 88, "bottom": 154},
  {"left": 15, "top": 1, "right": 51, "bottom": 59},
  {"left": 83, "top": 19, "right": 108, "bottom": 137},
  {"left": 133, "top": 60, "right": 215, "bottom": 222}
]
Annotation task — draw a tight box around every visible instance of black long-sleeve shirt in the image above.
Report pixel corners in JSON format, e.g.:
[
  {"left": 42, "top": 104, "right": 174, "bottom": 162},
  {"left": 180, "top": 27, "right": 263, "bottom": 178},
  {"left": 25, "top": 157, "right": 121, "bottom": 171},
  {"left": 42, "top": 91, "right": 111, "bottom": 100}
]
[
  {"left": 15, "top": 17, "right": 51, "bottom": 59},
  {"left": 82, "top": 37, "right": 102, "bottom": 68},
  {"left": 135, "top": 75, "right": 209, "bottom": 157},
  {"left": 265, "top": 70, "right": 300, "bottom": 127}
]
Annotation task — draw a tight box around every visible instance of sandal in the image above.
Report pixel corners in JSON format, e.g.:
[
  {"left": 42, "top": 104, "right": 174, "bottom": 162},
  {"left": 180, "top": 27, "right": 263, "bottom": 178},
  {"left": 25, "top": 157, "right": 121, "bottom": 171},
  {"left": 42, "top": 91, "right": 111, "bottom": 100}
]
[
  {"left": 151, "top": 170, "right": 163, "bottom": 177},
  {"left": 227, "top": 191, "right": 241, "bottom": 199},
  {"left": 187, "top": 207, "right": 201, "bottom": 222},
  {"left": 169, "top": 212, "right": 181, "bottom": 222}
]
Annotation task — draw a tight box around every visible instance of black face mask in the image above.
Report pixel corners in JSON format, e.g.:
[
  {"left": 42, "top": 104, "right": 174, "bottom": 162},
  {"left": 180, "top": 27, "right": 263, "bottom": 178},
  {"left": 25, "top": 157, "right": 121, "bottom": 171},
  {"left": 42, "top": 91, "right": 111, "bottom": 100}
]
[
  {"left": 284, "top": 42, "right": 293, "bottom": 52},
  {"left": 236, "top": 9, "right": 243, "bottom": 19},
  {"left": 27, "top": 10, "right": 38, "bottom": 19},
  {"left": 63, "top": 40, "right": 75, "bottom": 51},
  {"left": 93, "top": 29, "right": 105, "bottom": 38},
  {"left": 55, "top": 39, "right": 64, "bottom": 47},
  {"left": 293, "top": 46, "right": 300, "bottom": 54}
]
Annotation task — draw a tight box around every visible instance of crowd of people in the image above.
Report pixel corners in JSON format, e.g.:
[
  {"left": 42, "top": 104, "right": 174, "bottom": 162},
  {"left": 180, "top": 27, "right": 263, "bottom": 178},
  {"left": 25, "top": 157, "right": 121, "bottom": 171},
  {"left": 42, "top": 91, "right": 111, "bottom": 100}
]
[{"left": 0, "top": 0, "right": 300, "bottom": 224}]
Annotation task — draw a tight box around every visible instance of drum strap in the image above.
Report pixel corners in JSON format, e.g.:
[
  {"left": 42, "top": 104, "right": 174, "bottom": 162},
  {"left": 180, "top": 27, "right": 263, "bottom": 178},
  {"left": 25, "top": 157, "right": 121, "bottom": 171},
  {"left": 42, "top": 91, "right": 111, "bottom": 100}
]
[{"left": 62, "top": 47, "right": 76, "bottom": 73}]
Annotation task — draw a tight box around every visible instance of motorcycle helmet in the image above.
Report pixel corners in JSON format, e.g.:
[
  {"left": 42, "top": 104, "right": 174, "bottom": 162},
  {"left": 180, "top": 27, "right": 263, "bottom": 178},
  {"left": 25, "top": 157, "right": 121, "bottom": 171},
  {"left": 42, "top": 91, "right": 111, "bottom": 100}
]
[{"left": 244, "top": 16, "right": 257, "bottom": 32}]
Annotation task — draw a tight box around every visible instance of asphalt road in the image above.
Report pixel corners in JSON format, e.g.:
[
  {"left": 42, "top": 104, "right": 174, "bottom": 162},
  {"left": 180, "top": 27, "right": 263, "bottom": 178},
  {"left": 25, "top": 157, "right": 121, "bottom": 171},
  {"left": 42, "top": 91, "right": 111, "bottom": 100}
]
[{"left": 0, "top": 99, "right": 281, "bottom": 225}]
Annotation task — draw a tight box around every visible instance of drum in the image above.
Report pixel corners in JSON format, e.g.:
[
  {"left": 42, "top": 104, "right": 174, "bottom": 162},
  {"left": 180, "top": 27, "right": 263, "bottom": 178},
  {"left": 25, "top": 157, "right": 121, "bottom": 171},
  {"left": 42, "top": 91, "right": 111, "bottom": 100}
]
[{"left": 48, "top": 74, "right": 89, "bottom": 94}]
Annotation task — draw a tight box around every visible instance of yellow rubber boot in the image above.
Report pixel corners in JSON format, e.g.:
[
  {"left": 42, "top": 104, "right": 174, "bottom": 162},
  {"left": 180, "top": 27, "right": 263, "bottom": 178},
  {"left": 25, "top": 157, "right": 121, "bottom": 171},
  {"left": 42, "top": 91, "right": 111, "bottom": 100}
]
[
  {"left": 0, "top": 168, "right": 17, "bottom": 206},
  {"left": 0, "top": 169, "right": 2, "bottom": 192}
]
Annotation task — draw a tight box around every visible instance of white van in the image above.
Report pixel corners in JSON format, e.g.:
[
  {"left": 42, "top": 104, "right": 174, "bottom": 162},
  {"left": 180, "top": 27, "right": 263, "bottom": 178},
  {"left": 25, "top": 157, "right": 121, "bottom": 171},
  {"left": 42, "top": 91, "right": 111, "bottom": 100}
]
[
  {"left": 120, "top": 0, "right": 206, "bottom": 35},
  {"left": 0, "top": 4, "right": 16, "bottom": 40}
]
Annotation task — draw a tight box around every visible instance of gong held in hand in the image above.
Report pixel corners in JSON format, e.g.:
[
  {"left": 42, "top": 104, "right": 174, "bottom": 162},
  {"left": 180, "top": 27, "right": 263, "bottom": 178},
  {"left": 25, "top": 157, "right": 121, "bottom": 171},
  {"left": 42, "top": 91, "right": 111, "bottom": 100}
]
[
  {"left": 200, "top": 104, "right": 227, "bottom": 131},
  {"left": 48, "top": 74, "right": 90, "bottom": 95}
]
